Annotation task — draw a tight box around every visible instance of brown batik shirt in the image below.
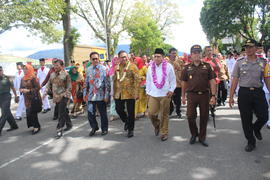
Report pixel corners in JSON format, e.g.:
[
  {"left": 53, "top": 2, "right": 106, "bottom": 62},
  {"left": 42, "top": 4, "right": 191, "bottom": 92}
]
[{"left": 46, "top": 69, "right": 71, "bottom": 103}]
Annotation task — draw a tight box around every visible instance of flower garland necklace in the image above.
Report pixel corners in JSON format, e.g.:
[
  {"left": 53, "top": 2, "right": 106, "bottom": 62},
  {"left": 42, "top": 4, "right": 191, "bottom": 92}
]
[
  {"left": 116, "top": 61, "right": 131, "bottom": 82},
  {"left": 151, "top": 60, "right": 167, "bottom": 89}
]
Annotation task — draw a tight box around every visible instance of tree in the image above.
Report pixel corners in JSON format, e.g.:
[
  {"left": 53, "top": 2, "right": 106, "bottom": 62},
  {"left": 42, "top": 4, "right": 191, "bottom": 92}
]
[
  {"left": 75, "top": 0, "right": 129, "bottom": 60},
  {"left": 200, "top": 0, "right": 270, "bottom": 49},
  {"left": 143, "top": 0, "right": 181, "bottom": 34},
  {"left": 0, "top": 0, "right": 65, "bottom": 43},
  {"left": 125, "top": 1, "right": 180, "bottom": 56}
]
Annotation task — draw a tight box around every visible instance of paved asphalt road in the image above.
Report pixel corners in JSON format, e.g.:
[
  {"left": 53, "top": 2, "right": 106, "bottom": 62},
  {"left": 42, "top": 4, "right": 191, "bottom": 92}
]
[{"left": 0, "top": 101, "right": 270, "bottom": 180}]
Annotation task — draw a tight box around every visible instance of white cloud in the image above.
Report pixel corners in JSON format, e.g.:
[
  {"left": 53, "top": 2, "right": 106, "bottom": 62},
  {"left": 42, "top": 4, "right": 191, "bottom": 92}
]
[{"left": 0, "top": 0, "right": 209, "bottom": 57}]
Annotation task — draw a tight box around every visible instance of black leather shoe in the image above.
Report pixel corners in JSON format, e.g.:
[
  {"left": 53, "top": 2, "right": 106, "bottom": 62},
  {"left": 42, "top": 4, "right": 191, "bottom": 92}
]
[
  {"left": 55, "top": 130, "right": 63, "bottom": 139},
  {"left": 124, "top": 123, "right": 128, "bottom": 131},
  {"left": 177, "top": 114, "right": 182, "bottom": 119},
  {"left": 267, "top": 125, "right": 270, "bottom": 129},
  {"left": 127, "top": 130, "right": 134, "bottom": 138},
  {"left": 89, "top": 128, "right": 99, "bottom": 136},
  {"left": 189, "top": 135, "right": 197, "bottom": 144},
  {"left": 199, "top": 140, "right": 209, "bottom": 147},
  {"left": 53, "top": 117, "right": 58, "bottom": 120},
  {"left": 63, "top": 126, "right": 72, "bottom": 131},
  {"left": 101, "top": 131, "right": 108, "bottom": 136},
  {"left": 254, "top": 130, "right": 262, "bottom": 140},
  {"left": 245, "top": 144, "right": 255, "bottom": 152},
  {"left": 6, "top": 126, "right": 18, "bottom": 132},
  {"left": 154, "top": 127, "right": 160, "bottom": 136},
  {"left": 42, "top": 109, "right": 50, "bottom": 113},
  {"left": 32, "top": 128, "right": 40, "bottom": 135}
]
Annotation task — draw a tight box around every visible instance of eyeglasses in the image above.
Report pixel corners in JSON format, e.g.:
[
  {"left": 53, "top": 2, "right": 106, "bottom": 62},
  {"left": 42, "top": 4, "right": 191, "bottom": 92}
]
[{"left": 92, "top": 58, "right": 99, "bottom": 61}]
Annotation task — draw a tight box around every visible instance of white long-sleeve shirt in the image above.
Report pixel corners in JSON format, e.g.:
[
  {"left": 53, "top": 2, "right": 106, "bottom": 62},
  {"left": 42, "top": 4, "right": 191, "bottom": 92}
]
[
  {"left": 37, "top": 66, "right": 50, "bottom": 86},
  {"left": 146, "top": 62, "right": 176, "bottom": 97},
  {"left": 226, "top": 58, "right": 236, "bottom": 77},
  {"left": 14, "top": 70, "right": 24, "bottom": 91}
]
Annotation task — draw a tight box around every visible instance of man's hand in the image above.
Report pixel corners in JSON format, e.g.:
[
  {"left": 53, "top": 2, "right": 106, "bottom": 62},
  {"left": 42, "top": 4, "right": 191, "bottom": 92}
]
[
  {"left": 104, "top": 98, "right": 109, "bottom": 103},
  {"left": 135, "top": 95, "right": 139, "bottom": 100},
  {"left": 166, "top": 91, "right": 173, "bottom": 98},
  {"left": 209, "top": 96, "right": 216, "bottom": 105},
  {"left": 229, "top": 97, "right": 234, "bottom": 108},
  {"left": 15, "top": 96, "right": 19, "bottom": 103},
  {"left": 182, "top": 96, "right": 186, "bottom": 105},
  {"left": 83, "top": 95, "right": 88, "bottom": 102}
]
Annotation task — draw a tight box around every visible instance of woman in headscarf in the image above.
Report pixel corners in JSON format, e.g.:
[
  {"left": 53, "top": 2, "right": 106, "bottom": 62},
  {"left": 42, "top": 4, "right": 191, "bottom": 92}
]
[
  {"left": 69, "top": 66, "right": 84, "bottom": 118},
  {"left": 135, "top": 57, "right": 148, "bottom": 119},
  {"left": 20, "top": 64, "right": 41, "bottom": 134},
  {"left": 108, "top": 57, "right": 119, "bottom": 121}
]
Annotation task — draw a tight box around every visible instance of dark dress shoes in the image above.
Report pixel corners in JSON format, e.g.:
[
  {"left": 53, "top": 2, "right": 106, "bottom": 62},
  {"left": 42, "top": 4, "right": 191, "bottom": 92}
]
[
  {"left": 199, "top": 140, "right": 209, "bottom": 147},
  {"left": 89, "top": 127, "right": 99, "bottom": 136},
  {"left": 245, "top": 144, "right": 256, "bottom": 152},
  {"left": 127, "top": 130, "right": 134, "bottom": 138},
  {"left": 161, "top": 134, "right": 168, "bottom": 141},
  {"left": 267, "top": 125, "right": 270, "bottom": 129},
  {"left": 53, "top": 117, "right": 58, "bottom": 120},
  {"left": 32, "top": 128, "right": 40, "bottom": 135},
  {"left": 101, "top": 131, "right": 108, "bottom": 136},
  {"left": 55, "top": 130, "right": 63, "bottom": 139},
  {"left": 6, "top": 126, "right": 18, "bottom": 132},
  {"left": 189, "top": 136, "right": 197, "bottom": 144},
  {"left": 254, "top": 130, "right": 262, "bottom": 140},
  {"left": 63, "top": 126, "right": 72, "bottom": 131}
]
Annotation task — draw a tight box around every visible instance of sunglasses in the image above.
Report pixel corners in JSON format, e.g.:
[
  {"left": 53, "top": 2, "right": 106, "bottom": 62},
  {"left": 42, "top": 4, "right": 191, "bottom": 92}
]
[{"left": 92, "top": 58, "right": 99, "bottom": 61}]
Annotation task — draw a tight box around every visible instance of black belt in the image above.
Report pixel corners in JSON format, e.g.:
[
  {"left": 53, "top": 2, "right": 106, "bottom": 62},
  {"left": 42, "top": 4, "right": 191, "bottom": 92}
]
[
  {"left": 240, "top": 87, "right": 262, "bottom": 91},
  {"left": 188, "top": 91, "right": 209, "bottom": 95}
]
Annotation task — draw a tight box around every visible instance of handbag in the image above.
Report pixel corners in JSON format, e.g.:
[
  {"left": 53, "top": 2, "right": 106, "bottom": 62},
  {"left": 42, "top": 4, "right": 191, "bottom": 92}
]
[
  {"left": 31, "top": 79, "right": 42, "bottom": 113},
  {"left": 76, "top": 84, "right": 83, "bottom": 99}
]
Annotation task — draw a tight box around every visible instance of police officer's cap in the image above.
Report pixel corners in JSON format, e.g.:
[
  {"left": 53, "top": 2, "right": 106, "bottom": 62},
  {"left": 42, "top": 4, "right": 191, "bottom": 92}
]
[
  {"left": 154, "top": 48, "right": 165, "bottom": 55},
  {"left": 244, "top": 39, "right": 259, "bottom": 47},
  {"left": 190, "top": 45, "right": 202, "bottom": 53}
]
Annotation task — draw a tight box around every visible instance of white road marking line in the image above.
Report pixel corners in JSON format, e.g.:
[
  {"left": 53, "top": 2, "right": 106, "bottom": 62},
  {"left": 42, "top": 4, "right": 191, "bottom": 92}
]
[{"left": 0, "top": 121, "right": 89, "bottom": 169}]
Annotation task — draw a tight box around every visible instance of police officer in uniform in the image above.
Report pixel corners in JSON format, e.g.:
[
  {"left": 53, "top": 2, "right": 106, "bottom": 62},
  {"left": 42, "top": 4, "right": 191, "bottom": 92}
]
[
  {"left": 229, "top": 40, "right": 270, "bottom": 152},
  {"left": 0, "top": 66, "right": 19, "bottom": 136},
  {"left": 181, "top": 45, "right": 216, "bottom": 147}
]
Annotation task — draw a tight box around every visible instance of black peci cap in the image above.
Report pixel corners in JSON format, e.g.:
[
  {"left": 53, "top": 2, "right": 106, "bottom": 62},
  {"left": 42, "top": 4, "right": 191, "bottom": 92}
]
[{"left": 154, "top": 48, "right": 165, "bottom": 55}]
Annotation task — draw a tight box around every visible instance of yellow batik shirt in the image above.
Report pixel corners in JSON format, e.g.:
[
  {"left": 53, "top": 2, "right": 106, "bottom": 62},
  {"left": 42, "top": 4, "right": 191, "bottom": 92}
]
[{"left": 113, "top": 61, "right": 140, "bottom": 100}]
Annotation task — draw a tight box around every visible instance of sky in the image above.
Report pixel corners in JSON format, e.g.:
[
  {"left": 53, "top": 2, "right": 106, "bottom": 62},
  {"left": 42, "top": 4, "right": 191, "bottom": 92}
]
[{"left": 0, "top": 0, "right": 209, "bottom": 57}]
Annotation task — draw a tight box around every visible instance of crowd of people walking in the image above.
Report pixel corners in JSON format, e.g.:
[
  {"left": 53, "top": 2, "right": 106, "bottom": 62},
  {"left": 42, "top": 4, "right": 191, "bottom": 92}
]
[{"left": 1, "top": 40, "right": 270, "bottom": 152}]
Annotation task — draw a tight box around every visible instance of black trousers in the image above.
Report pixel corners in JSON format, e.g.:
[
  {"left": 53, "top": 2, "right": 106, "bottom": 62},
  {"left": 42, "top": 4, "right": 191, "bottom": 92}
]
[
  {"left": 56, "top": 98, "right": 72, "bottom": 129},
  {"left": 0, "top": 94, "right": 18, "bottom": 131},
  {"left": 54, "top": 103, "right": 59, "bottom": 118},
  {"left": 217, "top": 80, "right": 228, "bottom": 104},
  {"left": 238, "top": 87, "right": 268, "bottom": 146},
  {"left": 170, "top": 88, "right": 182, "bottom": 115},
  {"left": 26, "top": 108, "right": 40, "bottom": 128},
  {"left": 87, "top": 101, "right": 108, "bottom": 131},
  {"left": 115, "top": 99, "right": 135, "bottom": 131}
]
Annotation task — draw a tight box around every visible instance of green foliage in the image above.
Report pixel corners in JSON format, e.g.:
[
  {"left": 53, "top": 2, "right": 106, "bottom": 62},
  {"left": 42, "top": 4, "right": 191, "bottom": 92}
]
[
  {"left": 0, "top": 0, "right": 65, "bottom": 43},
  {"left": 125, "top": 2, "right": 164, "bottom": 56},
  {"left": 200, "top": 0, "right": 270, "bottom": 48}
]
